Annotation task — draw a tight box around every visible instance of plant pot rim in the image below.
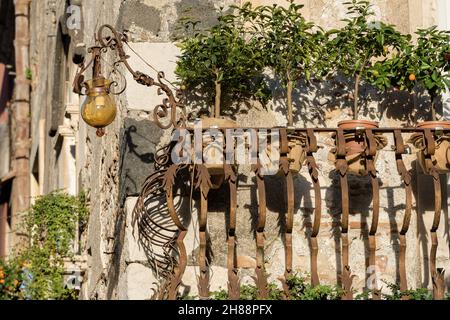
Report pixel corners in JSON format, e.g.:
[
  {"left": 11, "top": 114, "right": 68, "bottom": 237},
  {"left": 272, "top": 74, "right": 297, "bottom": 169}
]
[
  {"left": 416, "top": 121, "right": 450, "bottom": 129},
  {"left": 337, "top": 120, "right": 379, "bottom": 129}
]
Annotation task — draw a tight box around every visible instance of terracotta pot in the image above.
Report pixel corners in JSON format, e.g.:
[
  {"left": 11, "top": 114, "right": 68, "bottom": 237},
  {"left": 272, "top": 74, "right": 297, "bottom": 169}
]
[
  {"left": 417, "top": 121, "right": 450, "bottom": 130},
  {"left": 416, "top": 121, "right": 450, "bottom": 174},
  {"left": 191, "top": 117, "right": 237, "bottom": 189},
  {"left": 337, "top": 120, "right": 379, "bottom": 176}
]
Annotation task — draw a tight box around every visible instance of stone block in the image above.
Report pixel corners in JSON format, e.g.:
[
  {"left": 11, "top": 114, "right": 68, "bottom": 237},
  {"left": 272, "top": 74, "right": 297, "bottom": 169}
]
[
  {"left": 119, "top": 263, "right": 157, "bottom": 300},
  {"left": 119, "top": 118, "right": 163, "bottom": 201},
  {"left": 124, "top": 197, "right": 148, "bottom": 262},
  {"left": 124, "top": 43, "right": 180, "bottom": 111}
]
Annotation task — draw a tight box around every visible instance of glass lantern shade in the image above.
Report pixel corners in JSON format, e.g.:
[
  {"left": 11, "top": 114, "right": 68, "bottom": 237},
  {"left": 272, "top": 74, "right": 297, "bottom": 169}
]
[{"left": 81, "top": 77, "right": 117, "bottom": 129}]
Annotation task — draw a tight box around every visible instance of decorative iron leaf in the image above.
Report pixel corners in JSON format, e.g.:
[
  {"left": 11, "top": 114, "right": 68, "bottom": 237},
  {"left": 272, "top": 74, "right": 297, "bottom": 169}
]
[
  {"left": 195, "top": 165, "right": 212, "bottom": 198},
  {"left": 162, "top": 164, "right": 179, "bottom": 195},
  {"left": 224, "top": 164, "right": 237, "bottom": 183},
  {"left": 432, "top": 268, "right": 445, "bottom": 300},
  {"left": 227, "top": 270, "right": 240, "bottom": 300},
  {"left": 339, "top": 265, "right": 355, "bottom": 300},
  {"left": 197, "top": 272, "right": 211, "bottom": 299},
  {"left": 252, "top": 267, "right": 269, "bottom": 299}
]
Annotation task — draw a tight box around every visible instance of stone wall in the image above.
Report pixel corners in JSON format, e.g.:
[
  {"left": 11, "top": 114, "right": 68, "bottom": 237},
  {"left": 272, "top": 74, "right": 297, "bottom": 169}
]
[{"left": 28, "top": 0, "right": 450, "bottom": 300}]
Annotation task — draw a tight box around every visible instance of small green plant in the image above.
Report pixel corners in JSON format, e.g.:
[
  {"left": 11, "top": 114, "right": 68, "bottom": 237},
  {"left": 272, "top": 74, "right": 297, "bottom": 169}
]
[
  {"left": 327, "top": 0, "right": 408, "bottom": 120},
  {"left": 286, "top": 274, "right": 343, "bottom": 300},
  {"left": 175, "top": 8, "right": 269, "bottom": 118},
  {"left": 413, "top": 27, "right": 450, "bottom": 120},
  {"left": 208, "top": 274, "right": 341, "bottom": 300},
  {"left": 386, "top": 26, "right": 450, "bottom": 120},
  {"left": 0, "top": 190, "right": 88, "bottom": 300},
  {"left": 242, "top": 0, "right": 327, "bottom": 125},
  {"left": 25, "top": 67, "right": 32, "bottom": 80},
  {"left": 381, "top": 281, "right": 433, "bottom": 300},
  {"left": 210, "top": 283, "right": 280, "bottom": 300},
  {"left": 354, "top": 289, "right": 371, "bottom": 300}
]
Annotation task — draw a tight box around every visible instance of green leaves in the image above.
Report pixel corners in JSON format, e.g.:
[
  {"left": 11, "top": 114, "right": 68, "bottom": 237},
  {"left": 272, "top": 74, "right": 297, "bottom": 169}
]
[
  {"left": 374, "top": 26, "right": 450, "bottom": 101},
  {"left": 0, "top": 191, "right": 89, "bottom": 300},
  {"left": 175, "top": 7, "right": 270, "bottom": 116},
  {"left": 176, "top": 0, "right": 450, "bottom": 120},
  {"left": 252, "top": 1, "right": 326, "bottom": 83},
  {"left": 207, "top": 274, "right": 343, "bottom": 300},
  {"left": 327, "top": 0, "right": 408, "bottom": 80}
]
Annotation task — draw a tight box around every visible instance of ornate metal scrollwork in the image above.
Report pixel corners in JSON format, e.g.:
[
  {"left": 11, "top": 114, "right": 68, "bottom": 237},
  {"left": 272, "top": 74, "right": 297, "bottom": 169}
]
[{"left": 73, "top": 24, "right": 187, "bottom": 130}]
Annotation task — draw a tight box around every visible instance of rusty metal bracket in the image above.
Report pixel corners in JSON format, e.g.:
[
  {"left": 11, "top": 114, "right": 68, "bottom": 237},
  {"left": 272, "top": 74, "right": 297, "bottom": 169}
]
[
  {"left": 365, "top": 129, "right": 381, "bottom": 300},
  {"left": 73, "top": 24, "right": 187, "bottom": 130},
  {"left": 224, "top": 163, "right": 240, "bottom": 300},
  {"left": 195, "top": 164, "right": 212, "bottom": 299},
  {"left": 422, "top": 129, "right": 446, "bottom": 299},
  {"left": 335, "top": 128, "right": 354, "bottom": 300},
  {"left": 306, "top": 129, "right": 321, "bottom": 287},
  {"left": 393, "top": 130, "right": 412, "bottom": 297},
  {"left": 277, "top": 128, "right": 294, "bottom": 298},
  {"left": 163, "top": 164, "right": 190, "bottom": 300},
  {"left": 252, "top": 132, "right": 269, "bottom": 298}
]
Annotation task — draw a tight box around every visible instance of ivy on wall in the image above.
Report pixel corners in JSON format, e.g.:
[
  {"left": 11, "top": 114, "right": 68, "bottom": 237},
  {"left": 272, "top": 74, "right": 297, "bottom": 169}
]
[{"left": 0, "top": 191, "right": 88, "bottom": 300}]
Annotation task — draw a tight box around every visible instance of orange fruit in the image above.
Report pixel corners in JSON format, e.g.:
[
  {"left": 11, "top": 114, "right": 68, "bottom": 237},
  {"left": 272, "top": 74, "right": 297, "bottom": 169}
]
[
  {"left": 409, "top": 73, "right": 416, "bottom": 81},
  {"left": 0, "top": 279, "right": 4, "bottom": 285}
]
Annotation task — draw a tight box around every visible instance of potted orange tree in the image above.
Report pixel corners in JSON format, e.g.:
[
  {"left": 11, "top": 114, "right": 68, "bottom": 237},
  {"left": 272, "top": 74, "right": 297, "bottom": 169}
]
[
  {"left": 239, "top": 0, "right": 328, "bottom": 173},
  {"left": 175, "top": 9, "right": 270, "bottom": 185},
  {"left": 326, "top": 0, "right": 407, "bottom": 175},
  {"left": 388, "top": 26, "right": 450, "bottom": 173}
]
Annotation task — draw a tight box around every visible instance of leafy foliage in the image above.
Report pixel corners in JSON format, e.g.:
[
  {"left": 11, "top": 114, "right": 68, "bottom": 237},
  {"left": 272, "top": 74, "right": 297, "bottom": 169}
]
[
  {"left": 175, "top": 8, "right": 270, "bottom": 117},
  {"left": 209, "top": 282, "right": 282, "bottom": 300},
  {"left": 185, "top": 276, "right": 450, "bottom": 301},
  {"left": 285, "top": 274, "right": 343, "bottom": 300},
  {"left": 239, "top": 1, "right": 327, "bottom": 125},
  {"left": 382, "top": 281, "right": 433, "bottom": 300},
  {"left": 411, "top": 27, "right": 450, "bottom": 96},
  {"left": 175, "top": 0, "right": 449, "bottom": 122},
  {"left": 327, "top": 0, "right": 409, "bottom": 119},
  {"left": 247, "top": 1, "right": 327, "bottom": 84},
  {"left": 0, "top": 191, "right": 88, "bottom": 300},
  {"left": 372, "top": 26, "right": 450, "bottom": 120},
  {"left": 0, "top": 256, "right": 27, "bottom": 300},
  {"left": 208, "top": 274, "right": 342, "bottom": 300}
]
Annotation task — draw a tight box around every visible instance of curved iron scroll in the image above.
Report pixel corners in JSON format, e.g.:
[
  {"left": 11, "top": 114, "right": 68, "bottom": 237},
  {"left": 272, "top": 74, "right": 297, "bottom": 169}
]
[
  {"left": 393, "top": 130, "right": 412, "bottom": 297},
  {"left": 305, "top": 129, "right": 321, "bottom": 287},
  {"left": 132, "top": 144, "right": 179, "bottom": 299},
  {"left": 422, "top": 129, "right": 446, "bottom": 300},
  {"left": 74, "top": 24, "right": 187, "bottom": 129}
]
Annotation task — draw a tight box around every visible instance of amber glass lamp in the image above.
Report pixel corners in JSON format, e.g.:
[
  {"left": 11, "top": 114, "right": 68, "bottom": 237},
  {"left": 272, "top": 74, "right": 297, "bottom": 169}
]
[
  {"left": 81, "top": 77, "right": 117, "bottom": 136},
  {"left": 74, "top": 24, "right": 186, "bottom": 135},
  {"left": 73, "top": 45, "right": 120, "bottom": 137}
]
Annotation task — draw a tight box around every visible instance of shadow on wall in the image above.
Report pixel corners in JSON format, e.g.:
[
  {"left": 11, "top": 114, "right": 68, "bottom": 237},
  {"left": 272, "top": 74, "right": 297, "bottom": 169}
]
[
  {"left": 183, "top": 72, "right": 440, "bottom": 126},
  {"left": 131, "top": 166, "right": 192, "bottom": 294},
  {"left": 411, "top": 161, "right": 450, "bottom": 289},
  {"left": 325, "top": 170, "right": 379, "bottom": 288}
]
